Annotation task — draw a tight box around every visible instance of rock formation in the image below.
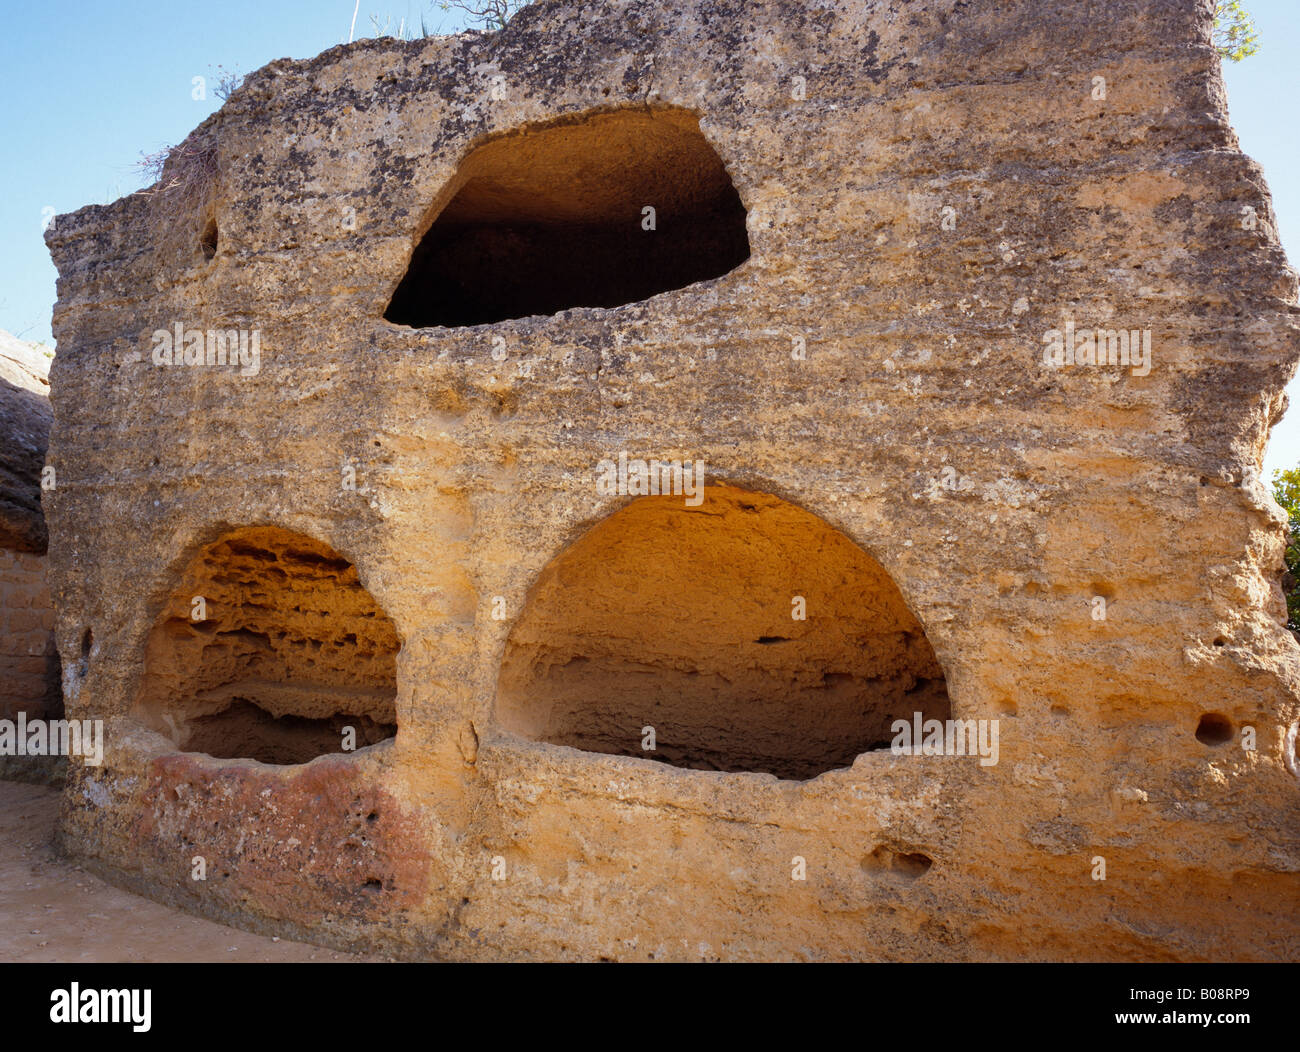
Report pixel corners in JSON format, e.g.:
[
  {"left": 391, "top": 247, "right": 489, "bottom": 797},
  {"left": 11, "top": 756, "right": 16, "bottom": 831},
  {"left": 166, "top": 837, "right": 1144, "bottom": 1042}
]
[
  {"left": 0, "top": 331, "right": 52, "bottom": 554},
  {"left": 0, "top": 330, "right": 61, "bottom": 748},
  {"left": 41, "top": 0, "right": 1300, "bottom": 959}
]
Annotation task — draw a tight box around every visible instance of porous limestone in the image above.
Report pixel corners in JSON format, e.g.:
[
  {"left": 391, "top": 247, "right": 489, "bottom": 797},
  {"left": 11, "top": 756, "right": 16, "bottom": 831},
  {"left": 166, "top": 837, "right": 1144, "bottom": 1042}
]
[{"left": 42, "top": 0, "right": 1300, "bottom": 960}]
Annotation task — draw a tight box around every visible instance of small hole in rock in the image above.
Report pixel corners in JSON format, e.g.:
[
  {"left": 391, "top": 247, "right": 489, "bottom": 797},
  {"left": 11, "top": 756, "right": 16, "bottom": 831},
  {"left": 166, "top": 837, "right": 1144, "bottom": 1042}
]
[
  {"left": 77, "top": 628, "right": 93, "bottom": 677},
  {"left": 861, "top": 845, "right": 933, "bottom": 881},
  {"left": 1213, "top": 637, "right": 1226, "bottom": 647},
  {"left": 200, "top": 219, "right": 218, "bottom": 260},
  {"left": 362, "top": 878, "right": 382, "bottom": 892},
  {"left": 1196, "top": 712, "right": 1234, "bottom": 746},
  {"left": 893, "top": 852, "right": 934, "bottom": 878}
]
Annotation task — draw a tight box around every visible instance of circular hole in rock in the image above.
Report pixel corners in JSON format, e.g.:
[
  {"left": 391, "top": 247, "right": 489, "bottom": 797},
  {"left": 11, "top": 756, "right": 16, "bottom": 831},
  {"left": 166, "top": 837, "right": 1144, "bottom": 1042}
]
[{"left": 1195, "top": 712, "right": 1234, "bottom": 746}]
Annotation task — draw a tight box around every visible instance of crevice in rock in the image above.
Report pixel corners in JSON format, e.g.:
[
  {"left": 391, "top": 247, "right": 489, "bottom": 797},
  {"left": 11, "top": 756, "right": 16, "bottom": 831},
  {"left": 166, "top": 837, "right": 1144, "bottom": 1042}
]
[{"left": 199, "top": 218, "right": 218, "bottom": 261}]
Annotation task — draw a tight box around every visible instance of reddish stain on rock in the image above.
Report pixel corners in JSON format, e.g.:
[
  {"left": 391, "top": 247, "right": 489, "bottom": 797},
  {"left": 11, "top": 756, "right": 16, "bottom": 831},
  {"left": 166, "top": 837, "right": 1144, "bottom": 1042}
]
[{"left": 134, "top": 752, "right": 431, "bottom": 923}]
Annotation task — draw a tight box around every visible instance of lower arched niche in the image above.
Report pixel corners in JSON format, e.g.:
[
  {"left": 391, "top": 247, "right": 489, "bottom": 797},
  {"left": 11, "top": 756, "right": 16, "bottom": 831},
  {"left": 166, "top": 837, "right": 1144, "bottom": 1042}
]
[
  {"left": 134, "top": 526, "right": 400, "bottom": 765},
  {"left": 495, "top": 485, "right": 950, "bottom": 780}
]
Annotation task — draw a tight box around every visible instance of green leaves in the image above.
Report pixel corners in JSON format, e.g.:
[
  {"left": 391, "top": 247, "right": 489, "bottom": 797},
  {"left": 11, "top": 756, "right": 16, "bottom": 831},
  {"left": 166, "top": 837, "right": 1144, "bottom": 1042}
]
[
  {"left": 1215, "top": 1, "right": 1260, "bottom": 63},
  {"left": 1271, "top": 465, "right": 1300, "bottom": 630}
]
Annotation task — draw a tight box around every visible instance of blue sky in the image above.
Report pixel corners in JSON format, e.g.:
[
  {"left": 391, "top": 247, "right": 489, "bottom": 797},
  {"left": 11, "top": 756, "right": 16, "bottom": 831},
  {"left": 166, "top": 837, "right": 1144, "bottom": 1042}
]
[{"left": 2, "top": 1, "right": 1297, "bottom": 473}]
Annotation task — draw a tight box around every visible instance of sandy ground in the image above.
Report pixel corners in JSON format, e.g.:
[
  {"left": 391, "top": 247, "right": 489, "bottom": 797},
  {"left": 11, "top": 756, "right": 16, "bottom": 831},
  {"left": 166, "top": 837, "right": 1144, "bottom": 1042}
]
[{"left": 0, "top": 779, "right": 370, "bottom": 962}]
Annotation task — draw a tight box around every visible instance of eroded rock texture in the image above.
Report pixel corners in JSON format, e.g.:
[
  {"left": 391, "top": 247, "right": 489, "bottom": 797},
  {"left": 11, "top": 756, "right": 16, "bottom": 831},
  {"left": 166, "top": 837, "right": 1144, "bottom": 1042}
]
[
  {"left": 386, "top": 107, "right": 751, "bottom": 326},
  {"left": 135, "top": 527, "right": 400, "bottom": 764},
  {"left": 0, "top": 331, "right": 61, "bottom": 740},
  {"left": 0, "top": 331, "right": 52, "bottom": 554},
  {"left": 42, "top": 0, "right": 1300, "bottom": 960},
  {"left": 497, "top": 485, "right": 950, "bottom": 779}
]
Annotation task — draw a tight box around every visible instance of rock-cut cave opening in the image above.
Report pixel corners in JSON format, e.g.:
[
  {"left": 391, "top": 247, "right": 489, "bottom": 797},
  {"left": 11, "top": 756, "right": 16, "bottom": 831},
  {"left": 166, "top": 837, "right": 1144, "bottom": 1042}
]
[
  {"left": 495, "top": 486, "right": 951, "bottom": 781},
  {"left": 383, "top": 106, "right": 751, "bottom": 328},
  {"left": 134, "top": 526, "right": 401, "bottom": 766}
]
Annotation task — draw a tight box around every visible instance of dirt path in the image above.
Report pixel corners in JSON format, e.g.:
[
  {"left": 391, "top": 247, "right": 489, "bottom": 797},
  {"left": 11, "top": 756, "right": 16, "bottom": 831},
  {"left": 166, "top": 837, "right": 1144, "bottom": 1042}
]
[{"left": 0, "top": 779, "right": 368, "bottom": 962}]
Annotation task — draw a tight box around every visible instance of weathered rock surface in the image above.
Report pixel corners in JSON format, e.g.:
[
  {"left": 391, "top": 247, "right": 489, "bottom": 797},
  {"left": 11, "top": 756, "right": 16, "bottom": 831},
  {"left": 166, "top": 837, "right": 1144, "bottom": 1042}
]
[
  {"left": 0, "top": 330, "right": 60, "bottom": 744},
  {"left": 42, "top": 0, "right": 1300, "bottom": 960},
  {"left": 0, "top": 331, "right": 52, "bottom": 554}
]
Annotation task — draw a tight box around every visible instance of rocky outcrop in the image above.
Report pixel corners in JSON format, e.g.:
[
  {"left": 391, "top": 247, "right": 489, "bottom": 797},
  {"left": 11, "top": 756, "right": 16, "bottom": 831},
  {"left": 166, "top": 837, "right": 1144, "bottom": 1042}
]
[
  {"left": 0, "top": 331, "right": 52, "bottom": 554},
  {"left": 0, "top": 330, "right": 61, "bottom": 770},
  {"left": 42, "top": 0, "right": 1300, "bottom": 960}
]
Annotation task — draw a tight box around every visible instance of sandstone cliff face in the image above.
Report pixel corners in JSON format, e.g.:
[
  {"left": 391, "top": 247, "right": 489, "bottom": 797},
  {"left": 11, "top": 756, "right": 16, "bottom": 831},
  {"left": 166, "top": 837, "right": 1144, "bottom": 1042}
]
[
  {"left": 0, "top": 331, "right": 60, "bottom": 739},
  {"left": 42, "top": 0, "right": 1300, "bottom": 960},
  {"left": 0, "top": 331, "right": 52, "bottom": 555}
]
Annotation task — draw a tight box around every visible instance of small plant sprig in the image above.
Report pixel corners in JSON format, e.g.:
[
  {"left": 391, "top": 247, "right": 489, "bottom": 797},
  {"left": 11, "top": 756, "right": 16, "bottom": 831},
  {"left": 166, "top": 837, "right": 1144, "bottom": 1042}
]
[
  {"left": 437, "top": 0, "right": 529, "bottom": 32},
  {"left": 1214, "top": 1, "right": 1260, "bottom": 63},
  {"left": 132, "top": 134, "right": 220, "bottom": 263}
]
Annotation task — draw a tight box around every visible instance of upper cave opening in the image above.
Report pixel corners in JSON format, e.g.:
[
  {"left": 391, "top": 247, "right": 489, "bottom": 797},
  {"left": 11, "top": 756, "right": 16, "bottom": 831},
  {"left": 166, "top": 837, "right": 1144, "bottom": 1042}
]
[{"left": 384, "top": 107, "right": 751, "bottom": 328}]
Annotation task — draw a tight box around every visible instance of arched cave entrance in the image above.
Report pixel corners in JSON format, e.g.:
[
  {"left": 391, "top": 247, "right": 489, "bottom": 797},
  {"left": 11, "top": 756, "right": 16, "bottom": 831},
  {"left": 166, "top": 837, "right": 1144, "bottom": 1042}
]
[
  {"left": 384, "top": 106, "right": 751, "bottom": 328},
  {"left": 134, "top": 527, "right": 400, "bottom": 765},
  {"left": 496, "top": 486, "right": 950, "bottom": 780}
]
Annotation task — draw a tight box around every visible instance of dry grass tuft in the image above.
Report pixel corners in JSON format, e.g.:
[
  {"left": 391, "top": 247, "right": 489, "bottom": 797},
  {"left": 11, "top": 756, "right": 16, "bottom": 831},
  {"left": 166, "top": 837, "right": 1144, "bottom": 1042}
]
[{"left": 135, "top": 133, "right": 221, "bottom": 264}]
